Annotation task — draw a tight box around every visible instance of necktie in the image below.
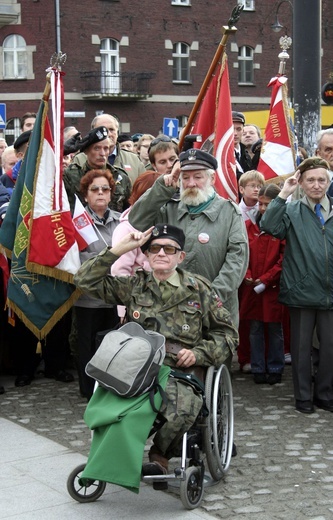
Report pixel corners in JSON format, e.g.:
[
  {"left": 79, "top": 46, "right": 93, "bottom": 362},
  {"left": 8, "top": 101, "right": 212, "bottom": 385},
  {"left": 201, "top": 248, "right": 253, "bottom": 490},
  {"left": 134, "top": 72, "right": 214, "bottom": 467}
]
[
  {"left": 159, "top": 281, "right": 172, "bottom": 303},
  {"left": 315, "top": 203, "right": 325, "bottom": 226}
]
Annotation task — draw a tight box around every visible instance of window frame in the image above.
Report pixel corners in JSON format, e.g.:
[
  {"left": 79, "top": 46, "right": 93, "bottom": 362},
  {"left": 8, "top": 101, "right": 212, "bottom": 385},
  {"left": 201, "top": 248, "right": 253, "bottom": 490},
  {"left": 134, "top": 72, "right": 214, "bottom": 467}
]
[
  {"left": 172, "top": 42, "right": 190, "bottom": 83},
  {"left": 171, "top": 0, "right": 191, "bottom": 6},
  {"left": 3, "top": 34, "right": 28, "bottom": 79},
  {"left": 238, "top": 45, "right": 254, "bottom": 85},
  {"left": 238, "top": 0, "right": 255, "bottom": 11}
]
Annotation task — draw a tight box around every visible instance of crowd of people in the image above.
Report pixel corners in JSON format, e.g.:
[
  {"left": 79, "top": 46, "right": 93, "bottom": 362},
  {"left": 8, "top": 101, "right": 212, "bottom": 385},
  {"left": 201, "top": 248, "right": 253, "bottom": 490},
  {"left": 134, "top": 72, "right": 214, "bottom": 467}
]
[{"left": 0, "top": 109, "right": 333, "bottom": 419}]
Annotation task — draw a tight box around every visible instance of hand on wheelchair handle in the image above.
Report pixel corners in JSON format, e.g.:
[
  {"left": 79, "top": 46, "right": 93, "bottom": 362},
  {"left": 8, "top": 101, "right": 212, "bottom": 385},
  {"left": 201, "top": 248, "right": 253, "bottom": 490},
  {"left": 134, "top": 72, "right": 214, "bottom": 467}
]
[{"left": 176, "top": 348, "right": 196, "bottom": 368}]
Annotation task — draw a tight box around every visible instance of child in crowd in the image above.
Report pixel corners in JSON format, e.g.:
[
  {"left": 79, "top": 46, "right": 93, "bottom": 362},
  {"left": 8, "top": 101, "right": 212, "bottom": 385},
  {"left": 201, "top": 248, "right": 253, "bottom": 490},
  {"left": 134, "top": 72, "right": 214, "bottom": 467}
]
[
  {"left": 238, "top": 170, "right": 265, "bottom": 222},
  {"left": 237, "top": 170, "right": 265, "bottom": 372},
  {"left": 239, "top": 183, "right": 285, "bottom": 385}
]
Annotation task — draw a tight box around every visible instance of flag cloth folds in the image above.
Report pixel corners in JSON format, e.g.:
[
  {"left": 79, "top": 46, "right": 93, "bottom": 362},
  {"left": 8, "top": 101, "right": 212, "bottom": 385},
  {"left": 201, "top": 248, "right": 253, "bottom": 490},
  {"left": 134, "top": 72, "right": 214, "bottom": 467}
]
[
  {"left": 192, "top": 53, "right": 238, "bottom": 202},
  {"left": 257, "top": 76, "right": 296, "bottom": 181},
  {"left": 0, "top": 75, "right": 80, "bottom": 340},
  {"left": 72, "top": 195, "right": 99, "bottom": 251}
]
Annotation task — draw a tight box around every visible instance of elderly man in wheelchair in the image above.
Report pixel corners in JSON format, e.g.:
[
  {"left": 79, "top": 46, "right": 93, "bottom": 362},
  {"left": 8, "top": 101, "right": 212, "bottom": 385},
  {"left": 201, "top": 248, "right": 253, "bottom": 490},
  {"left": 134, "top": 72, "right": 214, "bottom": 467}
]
[{"left": 70, "top": 224, "right": 238, "bottom": 508}]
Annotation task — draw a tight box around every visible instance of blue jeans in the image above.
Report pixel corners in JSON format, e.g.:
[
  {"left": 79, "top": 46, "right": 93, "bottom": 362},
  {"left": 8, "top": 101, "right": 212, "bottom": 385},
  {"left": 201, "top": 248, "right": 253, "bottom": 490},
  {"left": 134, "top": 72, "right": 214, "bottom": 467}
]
[{"left": 250, "top": 320, "right": 284, "bottom": 374}]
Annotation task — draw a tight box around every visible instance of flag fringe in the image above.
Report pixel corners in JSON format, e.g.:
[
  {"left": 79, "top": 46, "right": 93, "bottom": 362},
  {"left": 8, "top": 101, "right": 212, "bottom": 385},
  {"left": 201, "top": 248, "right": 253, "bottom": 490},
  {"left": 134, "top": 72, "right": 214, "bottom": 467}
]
[
  {"left": 6, "top": 288, "right": 80, "bottom": 341},
  {"left": 264, "top": 172, "right": 293, "bottom": 186},
  {"left": 281, "top": 82, "right": 297, "bottom": 170},
  {"left": 25, "top": 261, "right": 75, "bottom": 284}
]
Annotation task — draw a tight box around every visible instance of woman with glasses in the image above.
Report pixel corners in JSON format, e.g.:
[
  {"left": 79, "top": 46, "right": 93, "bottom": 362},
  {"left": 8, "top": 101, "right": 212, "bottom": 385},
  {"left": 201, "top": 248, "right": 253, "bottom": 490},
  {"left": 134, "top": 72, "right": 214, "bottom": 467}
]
[{"left": 73, "top": 169, "right": 120, "bottom": 399}]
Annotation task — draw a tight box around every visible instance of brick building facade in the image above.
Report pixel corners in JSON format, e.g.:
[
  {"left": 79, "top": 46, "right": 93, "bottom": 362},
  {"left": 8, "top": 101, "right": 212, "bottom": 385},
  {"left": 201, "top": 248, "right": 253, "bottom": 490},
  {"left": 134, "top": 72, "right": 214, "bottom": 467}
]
[{"left": 0, "top": 0, "right": 332, "bottom": 141}]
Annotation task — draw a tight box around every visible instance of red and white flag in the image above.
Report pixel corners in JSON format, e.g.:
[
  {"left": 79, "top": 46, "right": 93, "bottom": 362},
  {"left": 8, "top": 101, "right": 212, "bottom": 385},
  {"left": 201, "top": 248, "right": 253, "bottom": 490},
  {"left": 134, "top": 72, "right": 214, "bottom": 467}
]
[
  {"left": 192, "top": 54, "right": 238, "bottom": 202},
  {"left": 72, "top": 195, "right": 99, "bottom": 251},
  {"left": 257, "top": 76, "right": 296, "bottom": 181},
  {"left": 26, "top": 69, "right": 81, "bottom": 280}
]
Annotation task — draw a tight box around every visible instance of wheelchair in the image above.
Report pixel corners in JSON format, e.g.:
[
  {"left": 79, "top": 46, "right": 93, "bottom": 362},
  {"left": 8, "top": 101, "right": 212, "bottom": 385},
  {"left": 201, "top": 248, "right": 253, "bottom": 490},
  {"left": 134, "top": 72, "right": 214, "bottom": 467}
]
[{"left": 67, "top": 364, "right": 234, "bottom": 510}]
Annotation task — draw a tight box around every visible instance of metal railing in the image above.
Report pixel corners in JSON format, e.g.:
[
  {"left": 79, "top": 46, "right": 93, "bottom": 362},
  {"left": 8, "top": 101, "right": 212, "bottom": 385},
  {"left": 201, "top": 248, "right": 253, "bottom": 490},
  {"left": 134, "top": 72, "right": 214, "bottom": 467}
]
[{"left": 80, "top": 71, "right": 155, "bottom": 97}]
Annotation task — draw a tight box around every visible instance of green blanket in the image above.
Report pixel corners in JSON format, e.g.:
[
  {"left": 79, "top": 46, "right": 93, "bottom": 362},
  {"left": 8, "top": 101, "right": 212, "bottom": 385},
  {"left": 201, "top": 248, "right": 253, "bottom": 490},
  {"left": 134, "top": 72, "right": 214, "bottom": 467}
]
[{"left": 80, "top": 365, "right": 170, "bottom": 493}]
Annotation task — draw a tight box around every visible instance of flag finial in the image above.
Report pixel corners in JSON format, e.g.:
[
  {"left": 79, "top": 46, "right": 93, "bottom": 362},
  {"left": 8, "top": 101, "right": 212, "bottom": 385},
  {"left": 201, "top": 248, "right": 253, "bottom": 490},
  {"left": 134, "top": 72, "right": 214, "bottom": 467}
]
[
  {"left": 278, "top": 36, "right": 292, "bottom": 76},
  {"left": 50, "top": 52, "right": 67, "bottom": 71}
]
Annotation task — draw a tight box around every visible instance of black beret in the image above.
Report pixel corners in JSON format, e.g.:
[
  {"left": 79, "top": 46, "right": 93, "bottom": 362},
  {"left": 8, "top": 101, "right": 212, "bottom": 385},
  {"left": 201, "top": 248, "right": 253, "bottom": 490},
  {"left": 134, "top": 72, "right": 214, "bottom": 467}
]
[
  {"left": 79, "top": 126, "right": 109, "bottom": 153},
  {"left": 131, "top": 133, "right": 143, "bottom": 142},
  {"left": 179, "top": 148, "right": 218, "bottom": 171},
  {"left": 141, "top": 224, "right": 185, "bottom": 253},
  {"left": 298, "top": 156, "right": 330, "bottom": 175},
  {"left": 14, "top": 130, "right": 32, "bottom": 150},
  {"left": 232, "top": 111, "right": 245, "bottom": 124},
  {"left": 117, "top": 133, "right": 133, "bottom": 144}
]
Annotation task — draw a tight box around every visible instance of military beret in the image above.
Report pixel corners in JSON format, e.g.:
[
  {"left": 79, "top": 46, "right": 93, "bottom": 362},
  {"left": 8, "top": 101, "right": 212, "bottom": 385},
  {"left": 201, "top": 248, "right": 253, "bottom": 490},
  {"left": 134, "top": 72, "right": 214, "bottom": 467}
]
[
  {"left": 179, "top": 148, "right": 218, "bottom": 171},
  {"left": 298, "top": 156, "right": 330, "bottom": 175},
  {"left": 14, "top": 130, "right": 32, "bottom": 150},
  {"left": 131, "top": 133, "right": 143, "bottom": 142},
  {"left": 141, "top": 224, "right": 185, "bottom": 253},
  {"left": 79, "top": 126, "right": 109, "bottom": 153},
  {"left": 117, "top": 133, "right": 133, "bottom": 144},
  {"left": 232, "top": 111, "right": 245, "bottom": 124}
]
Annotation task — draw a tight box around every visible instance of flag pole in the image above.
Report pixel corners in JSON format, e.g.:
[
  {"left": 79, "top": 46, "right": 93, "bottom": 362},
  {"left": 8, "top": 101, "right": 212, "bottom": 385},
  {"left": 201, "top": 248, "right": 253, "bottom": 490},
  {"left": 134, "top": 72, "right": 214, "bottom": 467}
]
[{"left": 178, "top": 4, "right": 243, "bottom": 151}]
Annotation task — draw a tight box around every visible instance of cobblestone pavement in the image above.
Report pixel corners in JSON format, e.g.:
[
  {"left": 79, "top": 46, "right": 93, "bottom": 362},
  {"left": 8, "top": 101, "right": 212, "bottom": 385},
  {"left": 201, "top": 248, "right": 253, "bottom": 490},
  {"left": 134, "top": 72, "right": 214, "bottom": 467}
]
[{"left": 1, "top": 361, "right": 333, "bottom": 520}]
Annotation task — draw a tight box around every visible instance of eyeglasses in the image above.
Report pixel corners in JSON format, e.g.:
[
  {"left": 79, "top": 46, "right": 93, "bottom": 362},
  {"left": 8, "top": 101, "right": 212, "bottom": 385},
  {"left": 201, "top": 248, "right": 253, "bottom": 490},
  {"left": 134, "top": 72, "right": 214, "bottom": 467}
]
[
  {"left": 89, "top": 185, "right": 111, "bottom": 193},
  {"left": 245, "top": 184, "right": 263, "bottom": 190},
  {"left": 147, "top": 243, "right": 182, "bottom": 255}
]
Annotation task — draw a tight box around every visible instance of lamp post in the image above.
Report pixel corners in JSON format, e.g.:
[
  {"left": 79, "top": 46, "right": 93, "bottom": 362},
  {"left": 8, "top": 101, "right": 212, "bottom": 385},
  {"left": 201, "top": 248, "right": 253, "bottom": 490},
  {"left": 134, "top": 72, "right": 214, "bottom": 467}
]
[
  {"left": 271, "top": 0, "right": 322, "bottom": 155},
  {"left": 271, "top": 0, "right": 293, "bottom": 34}
]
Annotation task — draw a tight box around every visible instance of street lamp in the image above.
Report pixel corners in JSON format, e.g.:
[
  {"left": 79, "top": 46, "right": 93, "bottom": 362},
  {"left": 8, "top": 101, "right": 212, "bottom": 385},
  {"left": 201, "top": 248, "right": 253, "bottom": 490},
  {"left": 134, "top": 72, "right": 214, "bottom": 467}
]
[{"left": 271, "top": 0, "right": 293, "bottom": 34}]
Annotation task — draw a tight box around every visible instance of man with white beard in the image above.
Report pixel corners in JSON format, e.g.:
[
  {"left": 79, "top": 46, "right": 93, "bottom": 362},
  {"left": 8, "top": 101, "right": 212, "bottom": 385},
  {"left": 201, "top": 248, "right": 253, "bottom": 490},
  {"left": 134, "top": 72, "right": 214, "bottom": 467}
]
[{"left": 129, "top": 148, "right": 249, "bottom": 332}]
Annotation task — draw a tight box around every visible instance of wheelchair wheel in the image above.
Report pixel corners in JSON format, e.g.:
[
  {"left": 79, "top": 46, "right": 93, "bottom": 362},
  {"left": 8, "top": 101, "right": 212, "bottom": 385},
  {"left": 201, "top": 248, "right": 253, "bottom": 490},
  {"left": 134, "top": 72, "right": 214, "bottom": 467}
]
[
  {"left": 203, "top": 364, "right": 234, "bottom": 481},
  {"left": 179, "top": 466, "right": 204, "bottom": 509},
  {"left": 67, "top": 463, "right": 106, "bottom": 503}
]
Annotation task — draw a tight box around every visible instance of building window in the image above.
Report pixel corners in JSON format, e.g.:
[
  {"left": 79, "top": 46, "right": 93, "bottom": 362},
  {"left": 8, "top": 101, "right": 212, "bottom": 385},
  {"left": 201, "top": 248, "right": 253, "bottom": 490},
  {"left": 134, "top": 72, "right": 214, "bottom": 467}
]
[
  {"left": 238, "top": 0, "right": 255, "bottom": 10},
  {"left": 171, "top": 0, "right": 191, "bottom": 5},
  {"left": 238, "top": 45, "right": 254, "bottom": 84},
  {"left": 100, "top": 38, "right": 120, "bottom": 93},
  {"left": 172, "top": 42, "right": 190, "bottom": 83},
  {"left": 3, "top": 34, "right": 27, "bottom": 79}
]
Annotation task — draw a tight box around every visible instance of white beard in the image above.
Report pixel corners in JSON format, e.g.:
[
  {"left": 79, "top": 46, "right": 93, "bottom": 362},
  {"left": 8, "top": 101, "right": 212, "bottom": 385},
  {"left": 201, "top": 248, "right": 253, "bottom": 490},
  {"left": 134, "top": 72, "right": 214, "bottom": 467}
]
[{"left": 180, "top": 183, "right": 215, "bottom": 206}]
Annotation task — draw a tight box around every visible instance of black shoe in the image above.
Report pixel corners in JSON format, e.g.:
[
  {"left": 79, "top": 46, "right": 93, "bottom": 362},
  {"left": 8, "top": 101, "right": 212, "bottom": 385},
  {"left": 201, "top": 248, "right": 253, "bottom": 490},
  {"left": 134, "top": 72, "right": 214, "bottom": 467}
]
[
  {"left": 15, "top": 375, "right": 33, "bottom": 387},
  {"left": 295, "top": 400, "right": 314, "bottom": 414},
  {"left": 313, "top": 398, "right": 333, "bottom": 412},
  {"left": 142, "top": 462, "right": 168, "bottom": 490},
  {"left": 253, "top": 373, "right": 267, "bottom": 384},
  {"left": 0, "top": 385, "right": 5, "bottom": 394},
  {"left": 267, "top": 373, "right": 282, "bottom": 385},
  {"left": 45, "top": 370, "right": 74, "bottom": 383}
]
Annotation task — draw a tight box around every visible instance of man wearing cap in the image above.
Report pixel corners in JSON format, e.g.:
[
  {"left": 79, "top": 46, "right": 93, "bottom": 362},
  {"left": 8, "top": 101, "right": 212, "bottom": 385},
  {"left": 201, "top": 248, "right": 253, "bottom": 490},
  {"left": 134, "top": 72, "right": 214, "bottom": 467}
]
[
  {"left": 232, "top": 111, "right": 252, "bottom": 180},
  {"left": 128, "top": 148, "right": 249, "bottom": 329},
  {"left": 74, "top": 223, "right": 238, "bottom": 479},
  {"left": 64, "top": 126, "right": 132, "bottom": 214},
  {"left": 261, "top": 157, "right": 333, "bottom": 414},
  {"left": 0, "top": 130, "right": 31, "bottom": 196},
  {"left": 117, "top": 133, "right": 135, "bottom": 153},
  {"left": 71, "top": 116, "right": 145, "bottom": 185}
]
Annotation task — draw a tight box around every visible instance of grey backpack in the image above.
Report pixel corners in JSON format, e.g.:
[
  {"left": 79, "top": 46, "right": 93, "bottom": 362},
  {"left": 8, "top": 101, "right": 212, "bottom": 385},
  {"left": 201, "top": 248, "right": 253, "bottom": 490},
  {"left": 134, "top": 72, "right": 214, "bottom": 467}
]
[{"left": 86, "top": 322, "right": 166, "bottom": 399}]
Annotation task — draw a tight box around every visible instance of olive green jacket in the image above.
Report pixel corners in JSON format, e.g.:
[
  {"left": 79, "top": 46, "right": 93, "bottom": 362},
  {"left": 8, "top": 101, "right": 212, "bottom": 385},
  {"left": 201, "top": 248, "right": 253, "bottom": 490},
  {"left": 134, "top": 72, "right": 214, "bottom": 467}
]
[
  {"left": 74, "top": 248, "right": 239, "bottom": 367},
  {"left": 128, "top": 176, "right": 249, "bottom": 325}
]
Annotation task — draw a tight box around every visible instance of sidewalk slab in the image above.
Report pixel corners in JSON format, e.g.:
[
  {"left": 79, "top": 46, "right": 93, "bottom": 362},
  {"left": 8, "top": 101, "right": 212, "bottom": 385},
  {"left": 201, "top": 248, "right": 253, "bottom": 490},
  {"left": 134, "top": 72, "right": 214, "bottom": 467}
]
[{"left": 0, "top": 418, "right": 213, "bottom": 520}]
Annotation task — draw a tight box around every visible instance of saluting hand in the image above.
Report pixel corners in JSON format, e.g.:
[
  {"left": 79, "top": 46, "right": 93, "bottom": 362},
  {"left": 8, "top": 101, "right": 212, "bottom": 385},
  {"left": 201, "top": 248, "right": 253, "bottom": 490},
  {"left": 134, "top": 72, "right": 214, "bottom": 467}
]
[
  {"left": 279, "top": 170, "right": 301, "bottom": 199},
  {"left": 110, "top": 227, "right": 154, "bottom": 257},
  {"left": 164, "top": 159, "right": 181, "bottom": 188}
]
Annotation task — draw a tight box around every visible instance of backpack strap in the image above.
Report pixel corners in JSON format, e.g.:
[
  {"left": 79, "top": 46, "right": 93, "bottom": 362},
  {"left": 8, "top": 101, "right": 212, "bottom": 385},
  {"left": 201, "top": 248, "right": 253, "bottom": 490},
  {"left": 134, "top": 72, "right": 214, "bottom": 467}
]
[{"left": 149, "top": 373, "right": 168, "bottom": 413}]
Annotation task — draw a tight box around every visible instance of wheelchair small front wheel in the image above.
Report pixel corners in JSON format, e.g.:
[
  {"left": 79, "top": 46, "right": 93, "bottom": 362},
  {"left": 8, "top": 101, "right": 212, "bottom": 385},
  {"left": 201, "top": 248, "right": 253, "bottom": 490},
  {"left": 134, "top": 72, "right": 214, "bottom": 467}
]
[
  {"left": 179, "top": 466, "right": 204, "bottom": 510},
  {"left": 67, "top": 463, "right": 106, "bottom": 503}
]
